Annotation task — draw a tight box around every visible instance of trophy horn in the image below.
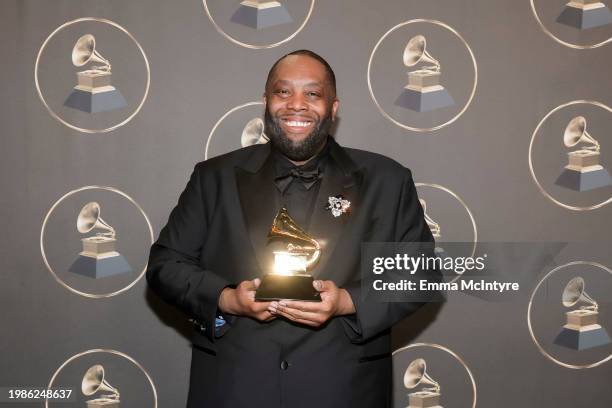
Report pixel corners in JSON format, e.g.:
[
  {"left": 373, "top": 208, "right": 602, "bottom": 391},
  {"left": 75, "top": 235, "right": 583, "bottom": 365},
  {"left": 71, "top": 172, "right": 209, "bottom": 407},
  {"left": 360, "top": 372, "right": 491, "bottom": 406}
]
[
  {"left": 269, "top": 207, "right": 321, "bottom": 269},
  {"left": 562, "top": 276, "right": 598, "bottom": 311},
  {"left": 76, "top": 202, "right": 116, "bottom": 239},
  {"left": 419, "top": 198, "right": 441, "bottom": 238},
  {"left": 71, "top": 34, "right": 111, "bottom": 72},
  {"left": 241, "top": 117, "right": 269, "bottom": 147},
  {"left": 563, "top": 116, "right": 600, "bottom": 152},
  {"left": 403, "top": 35, "right": 441, "bottom": 72},
  {"left": 81, "top": 364, "right": 120, "bottom": 400},
  {"left": 403, "top": 358, "right": 441, "bottom": 393}
]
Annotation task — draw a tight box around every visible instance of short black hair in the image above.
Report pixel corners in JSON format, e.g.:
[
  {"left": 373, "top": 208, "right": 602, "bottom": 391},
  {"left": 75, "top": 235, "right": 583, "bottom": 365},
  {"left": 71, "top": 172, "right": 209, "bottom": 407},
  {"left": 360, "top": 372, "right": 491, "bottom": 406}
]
[{"left": 265, "top": 49, "right": 337, "bottom": 97}]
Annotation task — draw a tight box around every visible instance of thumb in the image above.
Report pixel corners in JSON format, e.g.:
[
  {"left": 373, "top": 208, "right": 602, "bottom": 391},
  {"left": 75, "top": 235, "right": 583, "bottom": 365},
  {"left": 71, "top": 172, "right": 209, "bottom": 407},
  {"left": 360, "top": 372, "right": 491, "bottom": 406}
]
[
  {"left": 252, "top": 278, "right": 261, "bottom": 289},
  {"left": 313, "top": 280, "right": 331, "bottom": 292}
]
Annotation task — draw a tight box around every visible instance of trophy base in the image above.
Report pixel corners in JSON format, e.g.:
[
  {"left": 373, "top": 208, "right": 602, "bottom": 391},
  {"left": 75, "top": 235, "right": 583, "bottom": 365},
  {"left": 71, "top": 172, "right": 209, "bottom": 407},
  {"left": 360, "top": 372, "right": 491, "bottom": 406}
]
[
  {"left": 408, "top": 391, "right": 443, "bottom": 408},
  {"left": 554, "top": 325, "right": 611, "bottom": 350},
  {"left": 86, "top": 398, "right": 120, "bottom": 408},
  {"left": 231, "top": 2, "right": 293, "bottom": 29},
  {"left": 69, "top": 253, "right": 132, "bottom": 279},
  {"left": 395, "top": 87, "right": 455, "bottom": 112},
  {"left": 557, "top": 3, "right": 612, "bottom": 29},
  {"left": 255, "top": 274, "right": 320, "bottom": 301},
  {"left": 554, "top": 167, "right": 612, "bottom": 191},
  {"left": 64, "top": 87, "right": 127, "bottom": 113}
]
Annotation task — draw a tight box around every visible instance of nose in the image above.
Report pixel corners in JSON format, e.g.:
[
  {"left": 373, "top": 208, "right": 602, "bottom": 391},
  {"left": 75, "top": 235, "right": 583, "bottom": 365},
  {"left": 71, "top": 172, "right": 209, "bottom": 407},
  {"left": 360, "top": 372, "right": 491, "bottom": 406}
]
[{"left": 286, "top": 92, "right": 307, "bottom": 112}]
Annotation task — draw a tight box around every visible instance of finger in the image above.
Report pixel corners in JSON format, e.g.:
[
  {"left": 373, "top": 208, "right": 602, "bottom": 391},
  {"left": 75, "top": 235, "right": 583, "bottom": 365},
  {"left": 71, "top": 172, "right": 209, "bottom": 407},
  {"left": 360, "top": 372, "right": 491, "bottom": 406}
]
[
  {"left": 252, "top": 278, "right": 261, "bottom": 288},
  {"left": 314, "top": 280, "right": 336, "bottom": 292},
  {"left": 280, "top": 300, "right": 330, "bottom": 314},
  {"left": 242, "top": 279, "right": 257, "bottom": 291},
  {"left": 276, "top": 303, "right": 325, "bottom": 323},
  {"left": 274, "top": 308, "right": 321, "bottom": 327}
]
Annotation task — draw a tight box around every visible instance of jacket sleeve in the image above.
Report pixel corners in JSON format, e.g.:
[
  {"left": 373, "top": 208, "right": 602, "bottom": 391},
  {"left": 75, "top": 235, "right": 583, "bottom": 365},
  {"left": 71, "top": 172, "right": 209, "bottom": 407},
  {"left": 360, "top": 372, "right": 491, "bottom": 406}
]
[
  {"left": 146, "top": 163, "right": 232, "bottom": 342},
  {"left": 339, "top": 169, "right": 440, "bottom": 343}
]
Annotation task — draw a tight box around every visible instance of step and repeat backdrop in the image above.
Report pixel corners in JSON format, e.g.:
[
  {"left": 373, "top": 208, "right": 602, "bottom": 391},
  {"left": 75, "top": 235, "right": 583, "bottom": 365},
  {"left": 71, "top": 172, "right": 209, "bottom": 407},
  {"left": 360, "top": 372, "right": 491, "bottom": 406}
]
[{"left": 1, "top": 0, "right": 612, "bottom": 407}]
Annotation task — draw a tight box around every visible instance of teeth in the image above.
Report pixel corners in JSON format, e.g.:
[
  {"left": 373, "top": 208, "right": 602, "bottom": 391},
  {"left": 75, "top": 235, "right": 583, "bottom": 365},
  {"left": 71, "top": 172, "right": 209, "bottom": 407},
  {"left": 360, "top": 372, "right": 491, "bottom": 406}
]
[{"left": 285, "top": 120, "right": 311, "bottom": 127}]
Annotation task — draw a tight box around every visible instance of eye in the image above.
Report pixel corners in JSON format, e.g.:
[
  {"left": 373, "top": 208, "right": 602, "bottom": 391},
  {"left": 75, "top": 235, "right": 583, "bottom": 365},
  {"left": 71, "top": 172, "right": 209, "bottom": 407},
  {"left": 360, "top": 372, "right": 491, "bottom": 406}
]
[
  {"left": 274, "top": 89, "right": 290, "bottom": 96},
  {"left": 306, "top": 91, "right": 321, "bottom": 98}
]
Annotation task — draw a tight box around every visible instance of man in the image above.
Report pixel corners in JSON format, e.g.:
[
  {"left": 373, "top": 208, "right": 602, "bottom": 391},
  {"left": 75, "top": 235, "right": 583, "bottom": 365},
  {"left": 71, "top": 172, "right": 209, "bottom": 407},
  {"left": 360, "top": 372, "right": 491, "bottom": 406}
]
[{"left": 146, "top": 50, "right": 436, "bottom": 407}]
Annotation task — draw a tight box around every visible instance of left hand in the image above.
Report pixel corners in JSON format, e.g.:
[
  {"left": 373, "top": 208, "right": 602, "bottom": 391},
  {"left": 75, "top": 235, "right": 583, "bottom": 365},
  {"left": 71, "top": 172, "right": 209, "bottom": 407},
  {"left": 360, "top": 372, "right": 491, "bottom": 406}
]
[{"left": 268, "top": 280, "right": 356, "bottom": 327}]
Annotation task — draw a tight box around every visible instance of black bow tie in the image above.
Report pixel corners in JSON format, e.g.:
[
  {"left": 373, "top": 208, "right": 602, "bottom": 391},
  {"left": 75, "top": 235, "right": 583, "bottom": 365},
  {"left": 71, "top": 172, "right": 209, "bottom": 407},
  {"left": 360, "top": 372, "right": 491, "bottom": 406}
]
[{"left": 274, "top": 167, "right": 322, "bottom": 193}]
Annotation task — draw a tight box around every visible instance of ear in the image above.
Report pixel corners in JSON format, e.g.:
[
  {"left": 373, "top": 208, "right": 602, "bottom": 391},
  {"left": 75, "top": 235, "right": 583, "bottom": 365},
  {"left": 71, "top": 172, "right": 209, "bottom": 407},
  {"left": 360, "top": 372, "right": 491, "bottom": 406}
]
[
  {"left": 262, "top": 93, "right": 267, "bottom": 108},
  {"left": 331, "top": 98, "right": 339, "bottom": 121}
]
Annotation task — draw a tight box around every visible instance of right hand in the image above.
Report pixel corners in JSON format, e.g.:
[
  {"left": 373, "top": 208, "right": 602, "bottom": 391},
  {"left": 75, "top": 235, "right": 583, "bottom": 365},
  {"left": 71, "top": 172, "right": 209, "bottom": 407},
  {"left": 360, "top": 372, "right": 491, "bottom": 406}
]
[{"left": 218, "top": 278, "right": 275, "bottom": 322}]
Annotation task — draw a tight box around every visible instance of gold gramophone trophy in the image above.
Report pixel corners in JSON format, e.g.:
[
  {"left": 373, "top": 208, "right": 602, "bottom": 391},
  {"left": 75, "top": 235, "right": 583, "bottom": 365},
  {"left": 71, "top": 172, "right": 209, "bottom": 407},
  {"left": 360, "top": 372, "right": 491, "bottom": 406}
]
[
  {"left": 231, "top": 0, "right": 293, "bottom": 30},
  {"left": 554, "top": 116, "right": 612, "bottom": 191},
  {"left": 404, "top": 358, "right": 443, "bottom": 408},
  {"left": 241, "top": 117, "right": 269, "bottom": 147},
  {"left": 557, "top": 0, "right": 612, "bottom": 30},
  {"left": 395, "top": 35, "right": 454, "bottom": 112},
  {"left": 554, "top": 277, "right": 611, "bottom": 350},
  {"left": 68, "top": 202, "right": 132, "bottom": 279},
  {"left": 255, "top": 207, "right": 321, "bottom": 301},
  {"left": 81, "top": 365, "right": 120, "bottom": 408},
  {"left": 64, "top": 34, "right": 127, "bottom": 113}
]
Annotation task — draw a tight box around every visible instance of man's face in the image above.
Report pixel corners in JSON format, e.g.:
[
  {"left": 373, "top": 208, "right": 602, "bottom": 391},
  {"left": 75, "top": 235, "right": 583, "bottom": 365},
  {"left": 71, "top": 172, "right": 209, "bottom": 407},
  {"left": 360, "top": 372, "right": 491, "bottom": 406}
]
[{"left": 264, "top": 55, "right": 339, "bottom": 162}]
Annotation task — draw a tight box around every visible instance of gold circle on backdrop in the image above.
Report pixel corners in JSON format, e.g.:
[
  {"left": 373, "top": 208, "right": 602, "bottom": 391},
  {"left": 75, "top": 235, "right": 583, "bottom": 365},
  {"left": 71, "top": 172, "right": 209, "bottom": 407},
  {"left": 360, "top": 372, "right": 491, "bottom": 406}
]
[
  {"left": 34, "top": 17, "right": 151, "bottom": 133},
  {"left": 530, "top": 0, "right": 612, "bottom": 49},
  {"left": 392, "top": 342, "right": 477, "bottom": 407},
  {"left": 202, "top": 0, "right": 315, "bottom": 49},
  {"left": 528, "top": 100, "right": 612, "bottom": 211},
  {"left": 40, "top": 185, "right": 154, "bottom": 298},
  {"left": 415, "top": 183, "right": 477, "bottom": 284},
  {"left": 46, "top": 348, "right": 158, "bottom": 408},
  {"left": 204, "top": 100, "right": 264, "bottom": 159},
  {"left": 527, "top": 261, "right": 612, "bottom": 369},
  {"left": 367, "top": 19, "right": 478, "bottom": 132}
]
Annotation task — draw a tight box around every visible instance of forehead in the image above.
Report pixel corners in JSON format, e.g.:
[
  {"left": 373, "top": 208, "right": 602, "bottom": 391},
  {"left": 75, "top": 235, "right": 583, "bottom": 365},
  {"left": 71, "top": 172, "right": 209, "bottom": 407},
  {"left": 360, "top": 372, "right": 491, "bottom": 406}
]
[{"left": 270, "top": 55, "right": 329, "bottom": 86}]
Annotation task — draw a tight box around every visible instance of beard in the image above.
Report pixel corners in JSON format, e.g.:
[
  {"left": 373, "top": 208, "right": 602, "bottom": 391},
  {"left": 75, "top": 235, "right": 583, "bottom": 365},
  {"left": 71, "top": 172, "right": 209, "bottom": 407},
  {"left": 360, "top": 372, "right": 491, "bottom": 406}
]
[{"left": 264, "top": 106, "right": 334, "bottom": 162}]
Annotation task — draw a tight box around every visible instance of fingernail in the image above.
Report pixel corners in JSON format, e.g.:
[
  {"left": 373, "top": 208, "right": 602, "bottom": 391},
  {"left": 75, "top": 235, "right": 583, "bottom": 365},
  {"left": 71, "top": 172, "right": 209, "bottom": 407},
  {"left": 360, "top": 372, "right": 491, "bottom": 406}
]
[
  {"left": 271, "top": 302, "right": 278, "bottom": 308},
  {"left": 279, "top": 301, "right": 287, "bottom": 307}
]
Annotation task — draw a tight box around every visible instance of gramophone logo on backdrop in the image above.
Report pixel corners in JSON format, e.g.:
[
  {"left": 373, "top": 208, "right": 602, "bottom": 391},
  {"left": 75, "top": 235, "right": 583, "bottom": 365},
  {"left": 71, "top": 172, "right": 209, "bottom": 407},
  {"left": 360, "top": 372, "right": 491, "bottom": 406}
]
[
  {"left": 231, "top": 0, "right": 292, "bottom": 29},
  {"left": 81, "top": 365, "right": 121, "bottom": 408},
  {"left": 420, "top": 198, "right": 449, "bottom": 260},
  {"left": 393, "top": 343, "right": 476, "bottom": 408},
  {"left": 46, "top": 349, "right": 157, "bottom": 407},
  {"left": 35, "top": 18, "right": 150, "bottom": 133},
  {"left": 404, "top": 358, "right": 444, "bottom": 408},
  {"left": 557, "top": 0, "right": 612, "bottom": 29},
  {"left": 241, "top": 117, "right": 269, "bottom": 147},
  {"left": 555, "top": 116, "right": 612, "bottom": 191},
  {"left": 64, "top": 34, "right": 127, "bottom": 113},
  {"left": 69, "top": 202, "right": 132, "bottom": 279},
  {"left": 396, "top": 35, "right": 454, "bottom": 112},
  {"left": 554, "top": 277, "right": 611, "bottom": 350}
]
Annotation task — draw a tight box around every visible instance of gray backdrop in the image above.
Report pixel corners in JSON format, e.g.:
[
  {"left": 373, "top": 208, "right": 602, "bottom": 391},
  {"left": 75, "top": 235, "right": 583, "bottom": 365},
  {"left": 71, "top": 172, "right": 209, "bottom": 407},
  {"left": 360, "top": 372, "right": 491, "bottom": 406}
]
[{"left": 1, "top": 0, "right": 612, "bottom": 407}]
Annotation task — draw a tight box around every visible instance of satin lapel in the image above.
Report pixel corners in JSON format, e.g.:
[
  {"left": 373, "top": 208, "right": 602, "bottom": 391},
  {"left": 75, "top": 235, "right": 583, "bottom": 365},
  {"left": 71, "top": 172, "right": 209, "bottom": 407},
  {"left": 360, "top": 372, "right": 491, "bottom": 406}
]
[
  {"left": 235, "top": 148, "right": 278, "bottom": 276},
  {"left": 308, "top": 144, "right": 362, "bottom": 279}
]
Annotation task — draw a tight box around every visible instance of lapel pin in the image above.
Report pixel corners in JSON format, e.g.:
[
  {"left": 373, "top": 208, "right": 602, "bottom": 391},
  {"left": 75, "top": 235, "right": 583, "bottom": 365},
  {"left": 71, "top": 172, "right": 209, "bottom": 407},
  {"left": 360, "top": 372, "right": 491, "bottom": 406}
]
[{"left": 326, "top": 195, "right": 351, "bottom": 217}]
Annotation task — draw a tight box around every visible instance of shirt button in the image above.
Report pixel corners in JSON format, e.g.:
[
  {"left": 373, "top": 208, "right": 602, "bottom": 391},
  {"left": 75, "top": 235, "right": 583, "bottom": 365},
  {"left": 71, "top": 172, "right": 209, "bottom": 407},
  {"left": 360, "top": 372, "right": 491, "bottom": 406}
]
[{"left": 280, "top": 360, "right": 289, "bottom": 370}]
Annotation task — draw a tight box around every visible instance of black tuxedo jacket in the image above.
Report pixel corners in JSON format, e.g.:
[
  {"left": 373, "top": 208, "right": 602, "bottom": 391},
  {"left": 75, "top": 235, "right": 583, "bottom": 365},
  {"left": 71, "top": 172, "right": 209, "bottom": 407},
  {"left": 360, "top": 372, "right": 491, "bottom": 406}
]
[{"left": 146, "top": 137, "right": 435, "bottom": 408}]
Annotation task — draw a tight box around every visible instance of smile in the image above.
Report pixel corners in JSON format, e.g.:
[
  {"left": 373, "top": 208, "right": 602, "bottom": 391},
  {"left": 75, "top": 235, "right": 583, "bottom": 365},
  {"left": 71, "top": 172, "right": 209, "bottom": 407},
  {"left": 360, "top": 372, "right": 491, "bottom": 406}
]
[{"left": 280, "top": 117, "right": 315, "bottom": 134}]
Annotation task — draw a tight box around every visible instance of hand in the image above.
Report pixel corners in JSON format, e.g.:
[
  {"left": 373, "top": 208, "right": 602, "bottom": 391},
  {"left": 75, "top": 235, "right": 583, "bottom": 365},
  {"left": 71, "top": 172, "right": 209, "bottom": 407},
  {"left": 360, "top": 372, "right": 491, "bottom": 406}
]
[
  {"left": 268, "top": 280, "right": 356, "bottom": 327},
  {"left": 218, "top": 278, "right": 275, "bottom": 322}
]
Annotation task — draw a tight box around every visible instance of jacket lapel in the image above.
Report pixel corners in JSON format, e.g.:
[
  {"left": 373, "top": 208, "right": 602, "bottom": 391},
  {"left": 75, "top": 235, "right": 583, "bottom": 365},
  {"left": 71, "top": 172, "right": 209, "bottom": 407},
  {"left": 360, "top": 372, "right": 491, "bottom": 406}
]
[
  {"left": 308, "top": 138, "right": 363, "bottom": 279},
  {"left": 235, "top": 144, "right": 278, "bottom": 276}
]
